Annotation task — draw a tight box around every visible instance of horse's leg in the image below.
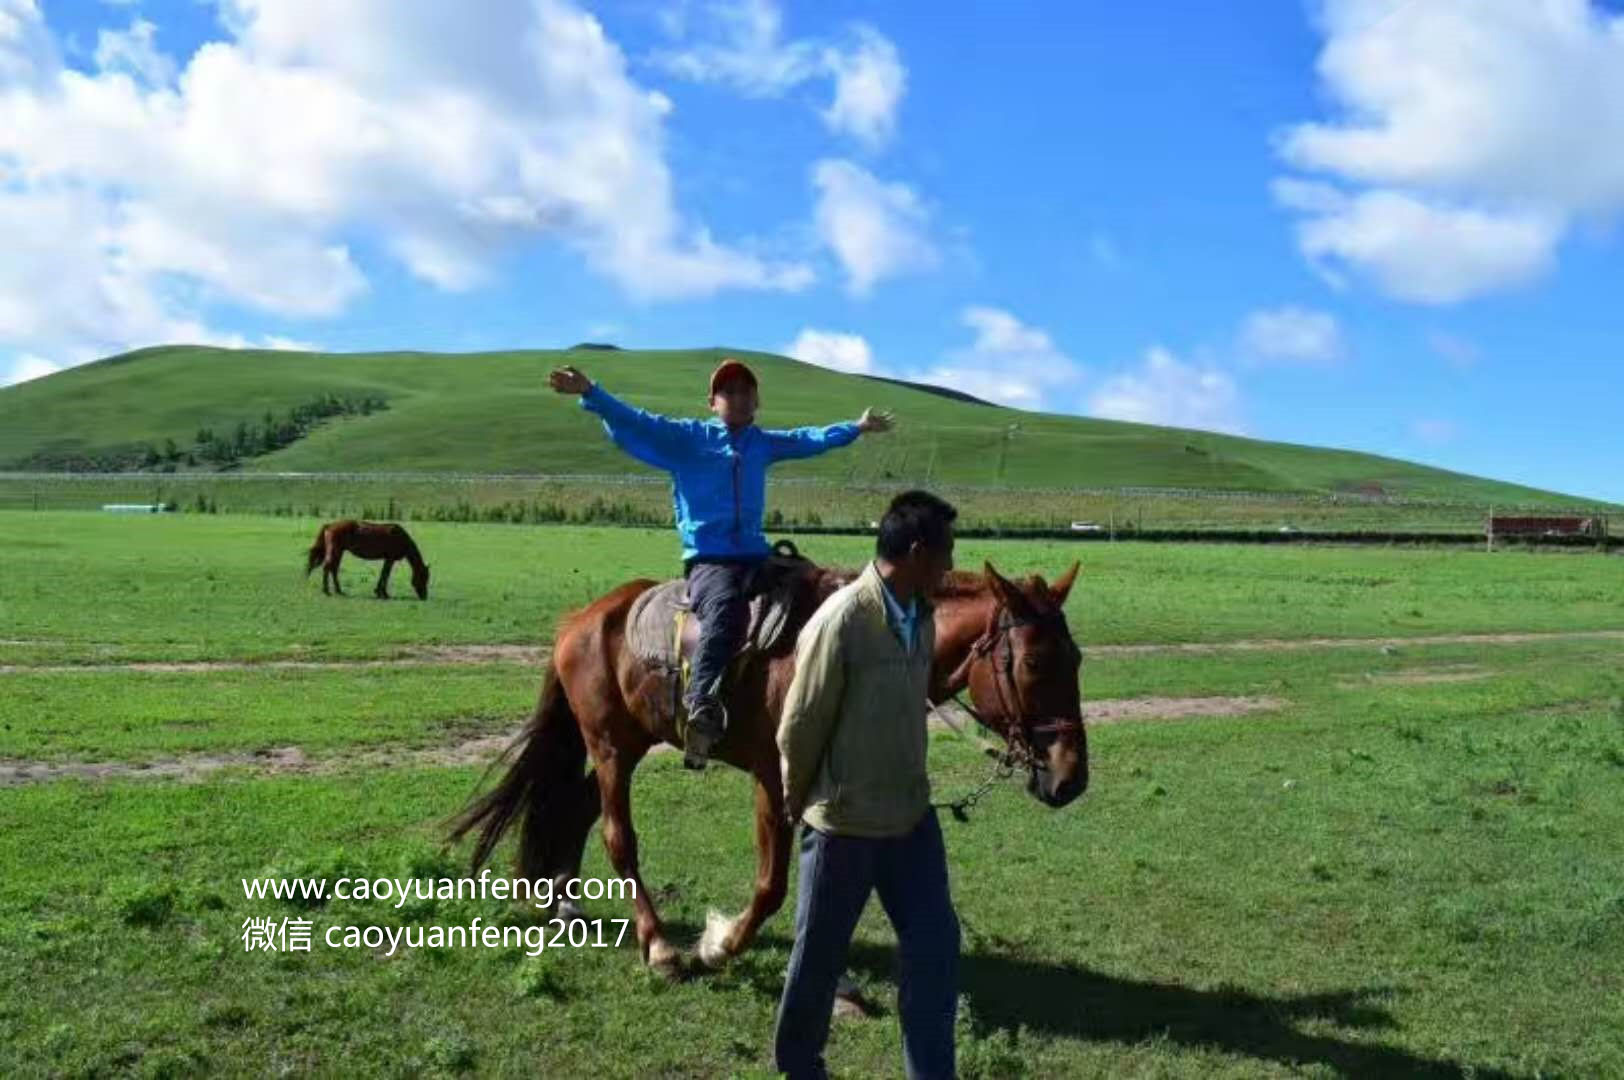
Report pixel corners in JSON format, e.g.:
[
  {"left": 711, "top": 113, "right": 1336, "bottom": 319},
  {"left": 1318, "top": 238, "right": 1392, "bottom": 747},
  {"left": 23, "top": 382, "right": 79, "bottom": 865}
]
[
  {"left": 697, "top": 758, "right": 792, "bottom": 968},
  {"left": 594, "top": 749, "right": 682, "bottom": 974},
  {"left": 375, "top": 558, "right": 394, "bottom": 598},
  {"left": 328, "top": 550, "right": 345, "bottom": 596},
  {"left": 545, "top": 769, "right": 602, "bottom": 925}
]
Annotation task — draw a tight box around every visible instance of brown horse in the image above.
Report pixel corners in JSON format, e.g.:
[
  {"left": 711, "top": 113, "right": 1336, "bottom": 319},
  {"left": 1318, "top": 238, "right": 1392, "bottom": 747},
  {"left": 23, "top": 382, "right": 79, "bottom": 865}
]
[
  {"left": 450, "top": 557, "right": 1085, "bottom": 975},
  {"left": 305, "top": 520, "right": 431, "bottom": 600}
]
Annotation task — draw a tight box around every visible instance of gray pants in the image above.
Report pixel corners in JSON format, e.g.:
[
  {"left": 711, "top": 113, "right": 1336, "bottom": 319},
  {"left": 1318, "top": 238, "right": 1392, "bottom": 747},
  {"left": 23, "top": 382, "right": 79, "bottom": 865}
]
[
  {"left": 774, "top": 811, "right": 960, "bottom": 1080},
  {"left": 684, "top": 558, "right": 761, "bottom": 721}
]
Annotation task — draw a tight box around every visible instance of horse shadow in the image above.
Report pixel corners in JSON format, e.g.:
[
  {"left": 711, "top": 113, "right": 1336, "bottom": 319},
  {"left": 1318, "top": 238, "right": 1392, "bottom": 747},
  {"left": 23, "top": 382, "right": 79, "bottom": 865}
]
[{"left": 708, "top": 924, "right": 1524, "bottom": 1080}]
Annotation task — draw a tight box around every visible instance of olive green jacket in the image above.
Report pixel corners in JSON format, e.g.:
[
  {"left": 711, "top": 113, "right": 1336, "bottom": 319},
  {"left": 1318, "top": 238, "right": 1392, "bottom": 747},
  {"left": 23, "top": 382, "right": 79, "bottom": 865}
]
[{"left": 777, "top": 562, "right": 935, "bottom": 838}]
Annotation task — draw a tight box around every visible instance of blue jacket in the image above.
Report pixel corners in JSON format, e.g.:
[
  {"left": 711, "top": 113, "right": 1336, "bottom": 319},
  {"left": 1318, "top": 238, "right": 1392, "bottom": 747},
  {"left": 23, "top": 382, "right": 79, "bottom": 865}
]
[{"left": 581, "top": 383, "right": 862, "bottom": 562}]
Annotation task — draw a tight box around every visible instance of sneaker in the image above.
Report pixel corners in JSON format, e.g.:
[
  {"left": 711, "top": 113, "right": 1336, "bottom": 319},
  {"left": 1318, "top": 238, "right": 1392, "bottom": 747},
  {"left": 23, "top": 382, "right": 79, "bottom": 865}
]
[{"left": 683, "top": 699, "right": 725, "bottom": 770}]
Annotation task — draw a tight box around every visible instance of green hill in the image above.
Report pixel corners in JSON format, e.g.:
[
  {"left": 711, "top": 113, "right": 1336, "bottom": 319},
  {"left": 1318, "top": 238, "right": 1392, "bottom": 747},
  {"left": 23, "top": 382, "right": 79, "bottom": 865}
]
[{"left": 0, "top": 344, "right": 1604, "bottom": 506}]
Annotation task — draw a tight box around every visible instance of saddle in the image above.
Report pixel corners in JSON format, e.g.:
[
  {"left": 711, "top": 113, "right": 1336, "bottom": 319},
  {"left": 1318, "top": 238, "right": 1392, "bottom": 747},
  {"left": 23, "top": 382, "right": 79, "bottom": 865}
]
[{"left": 626, "top": 540, "right": 814, "bottom": 731}]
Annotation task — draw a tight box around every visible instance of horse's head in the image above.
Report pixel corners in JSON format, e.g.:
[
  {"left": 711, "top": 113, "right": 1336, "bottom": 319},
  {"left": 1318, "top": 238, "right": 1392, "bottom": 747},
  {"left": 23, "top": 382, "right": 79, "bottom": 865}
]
[
  {"left": 948, "top": 561, "right": 1087, "bottom": 808},
  {"left": 412, "top": 563, "right": 431, "bottom": 600}
]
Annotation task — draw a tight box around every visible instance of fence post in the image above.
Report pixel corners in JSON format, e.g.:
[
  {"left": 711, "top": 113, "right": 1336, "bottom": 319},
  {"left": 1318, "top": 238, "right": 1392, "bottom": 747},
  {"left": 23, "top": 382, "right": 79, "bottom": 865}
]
[{"left": 1486, "top": 506, "right": 1494, "bottom": 553}]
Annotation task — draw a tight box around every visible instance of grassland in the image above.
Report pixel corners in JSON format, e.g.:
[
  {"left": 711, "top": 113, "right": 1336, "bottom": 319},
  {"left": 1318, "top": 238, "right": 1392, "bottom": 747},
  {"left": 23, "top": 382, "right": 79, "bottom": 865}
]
[
  {"left": 5, "top": 513, "right": 1624, "bottom": 664},
  {"left": 7, "top": 472, "right": 1617, "bottom": 541},
  {"left": 0, "top": 344, "right": 1609, "bottom": 506},
  {"left": 2, "top": 514, "right": 1622, "bottom": 1076}
]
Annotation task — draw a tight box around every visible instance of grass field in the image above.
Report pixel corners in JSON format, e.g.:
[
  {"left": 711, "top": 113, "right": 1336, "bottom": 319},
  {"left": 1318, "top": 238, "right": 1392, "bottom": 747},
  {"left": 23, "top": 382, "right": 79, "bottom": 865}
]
[
  {"left": 2, "top": 514, "right": 1623, "bottom": 1076},
  {"left": 7, "top": 513, "right": 1623, "bottom": 664},
  {"left": 1, "top": 344, "right": 1609, "bottom": 506}
]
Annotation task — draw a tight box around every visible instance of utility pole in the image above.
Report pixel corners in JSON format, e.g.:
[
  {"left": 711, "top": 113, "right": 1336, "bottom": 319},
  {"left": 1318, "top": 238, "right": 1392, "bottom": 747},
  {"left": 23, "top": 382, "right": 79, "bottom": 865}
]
[{"left": 995, "top": 423, "right": 1020, "bottom": 484}]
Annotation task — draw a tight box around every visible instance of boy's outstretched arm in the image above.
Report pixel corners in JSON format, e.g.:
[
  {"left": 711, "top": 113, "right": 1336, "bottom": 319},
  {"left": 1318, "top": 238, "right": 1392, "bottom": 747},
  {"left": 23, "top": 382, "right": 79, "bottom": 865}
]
[
  {"left": 763, "top": 407, "right": 895, "bottom": 462},
  {"left": 550, "top": 365, "right": 703, "bottom": 469}
]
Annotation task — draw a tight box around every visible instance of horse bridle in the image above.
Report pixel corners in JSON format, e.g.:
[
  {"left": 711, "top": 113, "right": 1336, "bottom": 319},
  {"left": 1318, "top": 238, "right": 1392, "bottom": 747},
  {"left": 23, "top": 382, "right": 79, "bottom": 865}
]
[{"left": 943, "top": 603, "right": 1085, "bottom": 770}]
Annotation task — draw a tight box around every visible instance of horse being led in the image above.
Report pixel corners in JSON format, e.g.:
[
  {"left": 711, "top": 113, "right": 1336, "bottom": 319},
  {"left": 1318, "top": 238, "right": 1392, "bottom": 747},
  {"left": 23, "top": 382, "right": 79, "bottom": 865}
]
[
  {"left": 450, "top": 557, "right": 1084, "bottom": 975},
  {"left": 305, "top": 520, "right": 431, "bottom": 600}
]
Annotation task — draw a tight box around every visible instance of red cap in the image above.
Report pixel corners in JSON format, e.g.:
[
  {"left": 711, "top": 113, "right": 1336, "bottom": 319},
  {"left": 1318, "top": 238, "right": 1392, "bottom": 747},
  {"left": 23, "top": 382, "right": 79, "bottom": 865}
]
[{"left": 709, "top": 358, "right": 759, "bottom": 396}]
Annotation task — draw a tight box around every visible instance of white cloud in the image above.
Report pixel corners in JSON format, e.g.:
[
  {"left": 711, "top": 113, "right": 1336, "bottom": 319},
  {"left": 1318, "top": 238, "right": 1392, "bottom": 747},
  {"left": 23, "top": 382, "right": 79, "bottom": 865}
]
[
  {"left": 0, "top": 0, "right": 811, "bottom": 368},
  {"left": 1238, "top": 305, "right": 1346, "bottom": 366},
  {"left": 783, "top": 327, "right": 873, "bottom": 373},
  {"left": 94, "top": 18, "right": 173, "bottom": 86},
  {"left": 1410, "top": 418, "right": 1459, "bottom": 445},
  {"left": 812, "top": 158, "right": 936, "bottom": 295},
  {"left": 2, "top": 353, "right": 60, "bottom": 386},
  {"left": 0, "top": 0, "right": 55, "bottom": 88},
  {"left": 1273, "top": 0, "right": 1624, "bottom": 302},
  {"left": 777, "top": 308, "right": 1080, "bottom": 411},
  {"left": 820, "top": 26, "right": 904, "bottom": 149},
  {"left": 256, "top": 336, "right": 322, "bottom": 352},
  {"left": 1426, "top": 330, "right": 1480, "bottom": 370},
  {"left": 911, "top": 306, "right": 1083, "bottom": 409},
  {"left": 654, "top": 0, "right": 819, "bottom": 94},
  {"left": 1274, "top": 184, "right": 1560, "bottom": 304},
  {"left": 1089, "top": 347, "right": 1243, "bottom": 433},
  {"left": 655, "top": 1, "right": 905, "bottom": 148}
]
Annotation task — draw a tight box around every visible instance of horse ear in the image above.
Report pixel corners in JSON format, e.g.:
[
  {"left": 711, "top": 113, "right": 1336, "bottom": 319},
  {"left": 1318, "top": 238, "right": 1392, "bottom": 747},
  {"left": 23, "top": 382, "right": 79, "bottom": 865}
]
[
  {"left": 982, "top": 561, "right": 1035, "bottom": 617},
  {"left": 1050, "top": 561, "right": 1080, "bottom": 606}
]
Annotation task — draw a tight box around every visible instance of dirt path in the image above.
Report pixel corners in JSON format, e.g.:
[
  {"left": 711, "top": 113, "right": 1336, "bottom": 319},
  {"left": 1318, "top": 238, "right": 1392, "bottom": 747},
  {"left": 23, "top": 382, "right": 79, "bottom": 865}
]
[
  {"left": 6, "top": 629, "right": 1620, "bottom": 675},
  {"left": 1087, "top": 629, "right": 1624, "bottom": 656},
  {"left": 0, "top": 644, "right": 550, "bottom": 676},
  {"left": 1336, "top": 664, "right": 1493, "bottom": 687},
  {"left": 0, "top": 695, "right": 1289, "bottom": 786},
  {"left": 0, "top": 730, "right": 523, "bottom": 787}
]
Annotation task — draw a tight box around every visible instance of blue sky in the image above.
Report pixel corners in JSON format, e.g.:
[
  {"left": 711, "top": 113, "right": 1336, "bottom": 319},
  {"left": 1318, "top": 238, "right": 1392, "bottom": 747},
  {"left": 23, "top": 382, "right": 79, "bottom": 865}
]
[{"left": 2, "top": 1, "right": 1620, "bottom": 501}]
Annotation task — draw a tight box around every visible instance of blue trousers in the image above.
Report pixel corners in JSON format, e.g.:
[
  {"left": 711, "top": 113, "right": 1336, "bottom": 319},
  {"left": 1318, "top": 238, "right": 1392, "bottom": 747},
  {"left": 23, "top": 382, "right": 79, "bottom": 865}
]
[
  {"left": 773, "top": 810, "right": 959, "bottom": 1080},
  {"left": 684, "top": 558, "right": 759, "bottom": 715}
]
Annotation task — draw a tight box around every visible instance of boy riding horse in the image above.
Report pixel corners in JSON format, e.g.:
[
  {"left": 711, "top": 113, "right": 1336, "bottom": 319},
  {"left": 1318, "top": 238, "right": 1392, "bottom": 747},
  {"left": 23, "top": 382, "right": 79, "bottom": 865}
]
[{"left": 549, "top": 358, "right": 894, "bottom": 769}]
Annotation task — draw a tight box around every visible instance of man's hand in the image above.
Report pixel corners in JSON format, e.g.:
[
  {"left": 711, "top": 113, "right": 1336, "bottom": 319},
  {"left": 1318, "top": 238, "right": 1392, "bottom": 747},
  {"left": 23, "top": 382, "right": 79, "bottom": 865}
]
[
  {"left": 857, "top": 407, "right": 895, "bottom": 434},
  {"left": 549, "top": 365, "right": 593, "bottom": 395}
]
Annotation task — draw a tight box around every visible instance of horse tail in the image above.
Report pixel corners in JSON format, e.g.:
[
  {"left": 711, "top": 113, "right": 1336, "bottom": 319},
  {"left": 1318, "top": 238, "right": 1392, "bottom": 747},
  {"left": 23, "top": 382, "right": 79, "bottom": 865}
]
[
  {"left": 447, "top": 661, "right": 587, "bottom": 881},
  {"left": 304, "top": 525, "right": 328, "bottom": 577}
]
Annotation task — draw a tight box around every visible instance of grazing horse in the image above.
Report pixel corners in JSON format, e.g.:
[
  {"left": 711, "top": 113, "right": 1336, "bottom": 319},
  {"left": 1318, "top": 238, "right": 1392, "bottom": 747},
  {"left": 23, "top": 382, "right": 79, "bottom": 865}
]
[
  {"left": 450, "top": 558, "right": 1084, "bottom": 975},
  {"left": 305, "top": 520, "right": 431, "bottom": 600}
]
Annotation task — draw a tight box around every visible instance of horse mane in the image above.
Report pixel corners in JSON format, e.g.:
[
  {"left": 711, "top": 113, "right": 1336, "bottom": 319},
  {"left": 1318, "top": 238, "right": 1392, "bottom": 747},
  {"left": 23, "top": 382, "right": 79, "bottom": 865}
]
[
  {"left": 808, "top": 565, "right": 1004, "bottom": 607},
  {"left": 399, "top": 532, "right": 427, "bottom": 571},
  {"left": 931, "top": 570, "right": 997, "bottom": 601}
]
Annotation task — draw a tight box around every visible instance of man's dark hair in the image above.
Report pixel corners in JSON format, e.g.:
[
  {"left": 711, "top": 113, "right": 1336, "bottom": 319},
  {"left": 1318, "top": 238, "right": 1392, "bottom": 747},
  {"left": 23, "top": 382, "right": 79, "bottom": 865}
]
[{"left": 876, "top": 490, "right": 958, "bottom": 561}]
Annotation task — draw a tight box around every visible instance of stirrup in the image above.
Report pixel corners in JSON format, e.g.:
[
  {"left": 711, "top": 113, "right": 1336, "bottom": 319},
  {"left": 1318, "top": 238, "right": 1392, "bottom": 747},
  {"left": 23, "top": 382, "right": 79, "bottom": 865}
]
[{"left": 682, "top": 700, "right": 726, "bottom": 771}]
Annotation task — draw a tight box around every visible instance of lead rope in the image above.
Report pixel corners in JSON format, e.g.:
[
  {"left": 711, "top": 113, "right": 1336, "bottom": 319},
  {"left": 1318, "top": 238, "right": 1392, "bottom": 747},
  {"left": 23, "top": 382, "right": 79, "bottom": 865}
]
[{"left": 926, "top": 692, "right": 1024, "bottom": 823}]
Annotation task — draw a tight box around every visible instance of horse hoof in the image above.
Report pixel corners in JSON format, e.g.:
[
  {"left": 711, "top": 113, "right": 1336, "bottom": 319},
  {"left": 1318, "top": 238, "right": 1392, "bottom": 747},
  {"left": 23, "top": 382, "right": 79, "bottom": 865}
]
[
  {"left": 833, "top": 975, "right": 877, "bottom": 1019},
  {"left": 647, "top": 939, "right": 684, "bottom": 978},
  {"left": 696, "top": 909, "right": 736, "bottom": 969},
  {"left": 833, "top": 993, "right": 875, "bottom": 1020}
]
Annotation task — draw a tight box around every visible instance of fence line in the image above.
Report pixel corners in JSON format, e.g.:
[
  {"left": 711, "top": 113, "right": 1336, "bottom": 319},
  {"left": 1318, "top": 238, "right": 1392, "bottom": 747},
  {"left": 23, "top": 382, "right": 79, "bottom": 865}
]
[{"left": 0, "top": 472, "right": 1614, "bottom": 514}]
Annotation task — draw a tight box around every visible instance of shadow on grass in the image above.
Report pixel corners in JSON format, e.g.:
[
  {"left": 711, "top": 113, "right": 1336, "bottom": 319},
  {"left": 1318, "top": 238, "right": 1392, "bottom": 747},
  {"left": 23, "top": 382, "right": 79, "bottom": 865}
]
[{"left": 711, "top": 923, "right": 1522, "bottom": 1079}]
